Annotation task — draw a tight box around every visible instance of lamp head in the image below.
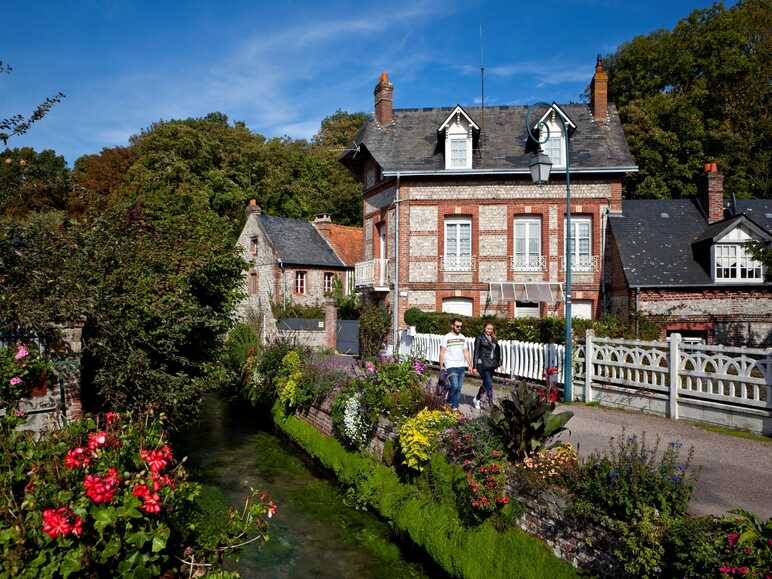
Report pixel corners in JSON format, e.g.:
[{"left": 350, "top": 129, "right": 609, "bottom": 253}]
[{"left": 529, "top": 151, "right": 552, "bottom": 185}]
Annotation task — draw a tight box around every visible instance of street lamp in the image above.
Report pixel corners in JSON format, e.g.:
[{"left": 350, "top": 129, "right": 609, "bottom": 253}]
[{"left": 525, "top": 106, "right": 574, "bottom": 402}]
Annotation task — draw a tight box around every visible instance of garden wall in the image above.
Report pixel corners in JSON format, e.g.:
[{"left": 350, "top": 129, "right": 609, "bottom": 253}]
[{"left": 294, "top": 400, "right": 619, "bottom": 577}]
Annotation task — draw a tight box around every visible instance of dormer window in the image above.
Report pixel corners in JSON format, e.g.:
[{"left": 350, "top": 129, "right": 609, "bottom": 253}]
[
  {"left": 438, "top": 105, "right": 479, "bottom": 171},
  {"left": 711, "top": 222, "right": 766, "bottom": 283},
  {"left": 533, "top": 104, "right": 576, "bottom": 170}
]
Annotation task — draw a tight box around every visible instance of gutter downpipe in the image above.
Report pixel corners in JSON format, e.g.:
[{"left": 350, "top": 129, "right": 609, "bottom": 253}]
[
  {"left": 278, "top": 258, "right": 286, "bottom": 309},
  {"left": 635, "top": 287, "right": 641, "bottom": 339},
  {"left": 392, "top": 173, "right": 401, "bottom": 356}
]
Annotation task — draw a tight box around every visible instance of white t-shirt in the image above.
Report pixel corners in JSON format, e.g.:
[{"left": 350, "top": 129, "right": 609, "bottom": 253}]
[{"left": 441, "top": 332, "right": 467, "bottom": 368}]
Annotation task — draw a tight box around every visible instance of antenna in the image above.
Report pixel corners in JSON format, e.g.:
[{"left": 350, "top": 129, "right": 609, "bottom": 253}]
[{"left": 479, "top": 21, "right": 485, "bottom": 157}]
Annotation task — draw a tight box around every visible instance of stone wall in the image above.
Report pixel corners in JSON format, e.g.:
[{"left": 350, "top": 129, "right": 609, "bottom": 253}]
[{"left": 295, "top": 398, "right": 620, "bottom": 575}]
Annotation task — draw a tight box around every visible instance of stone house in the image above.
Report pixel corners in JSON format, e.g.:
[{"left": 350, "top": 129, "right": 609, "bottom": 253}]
[
  {"left": 340, "top": 61, "right": 637, "bottom": 330},
  {"left": 236, "top": 201, "right": 363, "bottom": 325},
  {"left": 605, "top": 166, "right": 772, "bottom": 346}
]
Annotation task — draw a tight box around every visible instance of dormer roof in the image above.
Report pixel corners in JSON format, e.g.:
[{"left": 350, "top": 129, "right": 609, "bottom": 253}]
[
  {"left": 532, "top": 102, "right": 577, "bottom": 133},
  {"left": 438, "top": 105, "right": 480, "bottom": 133}
]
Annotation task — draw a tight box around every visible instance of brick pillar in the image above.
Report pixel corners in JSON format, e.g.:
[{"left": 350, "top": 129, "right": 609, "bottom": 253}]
[
  {"left": 590, "top": 56, "right": 608, "bottom": 121},
  {"left": 59, "top": 320, "right": 84, "bottom": 421},
  {"left": 374, "top": 71, "right": 394, "bottom": 126},
  {"left": 324, "top": 299, "right": 337, "bottom": 350},
  {"left": 610, "top": 180, "right": 622, "bottom": 214},
  {"left": 700, "top": 164, "right": 725, "bottom": 224}
]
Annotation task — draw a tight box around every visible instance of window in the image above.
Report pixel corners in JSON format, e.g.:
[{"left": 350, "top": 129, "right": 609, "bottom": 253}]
[
  {"left": 513, "top": 217, "right": 543, "bottom": 271},
  {"left": 450, "top": 139, "right": 467, "bottom": 168},
  {"left": 572, "top": 300, "right": 593, "bottom": 320},
  {"left": 249, "top": 236, "right": 258, "bottom": 256},
  {"left": 442, "top": 297, "right": 473, "bottom": 317},
  {"left": 247, "top": 272, "right": 258, "bottom": 295},
  {"left": 541, "top": 120, "right": 564, "bottom": 167},
  {"left": 294, "top": 271, "right": 306, "bottom": 294},
  {"left": 564, "top": 216, "right": 593, "bottom": 271},
  {"left": 324, "top": 272, "right": 335, "bottom": 293},
  {"left": 515, "top": 301, "right": 540, "bottom": 318},
  {"left": 366, "top": 164, "right": 376, "bottom": 188},
  {"left": 715, "top": 244, "right": 763, "bottom": 282},
  {"left": 444, "top": 217, "right": 472, "bottom": 271}
]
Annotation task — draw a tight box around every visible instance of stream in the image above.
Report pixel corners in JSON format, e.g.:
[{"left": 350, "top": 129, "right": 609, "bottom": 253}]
[{"left": 175, "top": 396, "right": 441, "bottom": 579}]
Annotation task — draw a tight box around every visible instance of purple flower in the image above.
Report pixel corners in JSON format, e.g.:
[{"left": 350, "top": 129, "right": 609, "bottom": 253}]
[
  {"left": 10, "top": 377, "right": 22, "bottom": 386},
  {"left": 412, "top": 360, "right": 427, "bottom": 375}
]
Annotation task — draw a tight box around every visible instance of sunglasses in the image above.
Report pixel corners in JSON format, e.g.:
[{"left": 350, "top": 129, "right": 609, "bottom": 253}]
[{"left": 453, "top": 324, "right": 463, "bottom": 328}]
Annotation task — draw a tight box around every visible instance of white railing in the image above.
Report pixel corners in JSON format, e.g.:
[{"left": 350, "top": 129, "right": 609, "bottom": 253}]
[
  {"left": 584, "top": 331, "right": 771, "bottom": 434},
  {"left": 441, "top": 255, "right": 476, "bottom": 272},
  {"left": 512, "top": 255, "right": 547, "bottom": 272},
  {"left": 354, "top": 258, "right": 390, "bottom": 288},
  {"left": 398, "top": 331, "right": 565, "bottom": 384},
  {"left": 560, "top": 255, "right": 599, "bottom": 272},
  {"left": 399, "top": 329, "right": 772, "bottom": 434}
]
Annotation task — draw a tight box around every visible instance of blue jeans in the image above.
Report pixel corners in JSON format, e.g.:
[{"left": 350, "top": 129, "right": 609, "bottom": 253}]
[
  {"left": 446, "top": 367, "right": 466, "bottom": 410},
  {"left": 477, "top": 368, "right": 494, "bottom": 403}
]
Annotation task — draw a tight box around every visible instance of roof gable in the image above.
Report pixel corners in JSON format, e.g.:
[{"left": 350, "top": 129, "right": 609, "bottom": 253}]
[
  {"left": 533, "top": 103, "right": 577, "bottom": 132},
  {"left": 438, "top": 105, "right": 480, "bottom": 133},
  {"left": 257, "top": 215, "right": 345, "bottom": 268}
]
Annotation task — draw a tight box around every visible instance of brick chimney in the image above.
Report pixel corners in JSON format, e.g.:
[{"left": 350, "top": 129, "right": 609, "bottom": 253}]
[
  {"left": 374, "top": 71, "right": 394, "bottom": 126},
  {"left": 313, "top": 213, "right": 333, "bottom": 236},
  {"left": 590, "top": 55, "right": 608, "bottom": 121},
  {"left": 700, "top": 163, "right": 725, "bottom": 224},
  {"left": 245, "top": 198, "right": 261, "bottom": 217}
]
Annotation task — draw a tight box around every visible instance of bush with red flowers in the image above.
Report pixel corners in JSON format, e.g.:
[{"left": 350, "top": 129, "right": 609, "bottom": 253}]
[{"left": 0, "top": 411, "right": 275, "bottom": 578}]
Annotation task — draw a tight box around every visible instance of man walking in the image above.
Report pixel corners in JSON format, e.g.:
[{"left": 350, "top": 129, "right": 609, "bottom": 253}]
[{"left": 439, "top": 318, "right": 474, "bottom": 411}]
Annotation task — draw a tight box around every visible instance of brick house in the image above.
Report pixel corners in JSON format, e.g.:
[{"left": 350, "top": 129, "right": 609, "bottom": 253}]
[
  {"left": 340, "top": 62, "right": 636, "bottom": 331},
  {"left": 236, "top": 201, "right": 362, "bottom": 324},
  {"left": 605, "top": 166, "right": 772, "bottom": 346}
]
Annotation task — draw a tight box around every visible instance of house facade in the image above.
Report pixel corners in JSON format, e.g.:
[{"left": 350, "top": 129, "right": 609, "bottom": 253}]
[
  {"left": 236, "top": 201, "right": 362, "bottom": 324},
  {"left": 606, "top": 167, "right": 772, "bottom": 346},
  {"left": 341, "top": 62, "right": 637, "bottom": 331}
]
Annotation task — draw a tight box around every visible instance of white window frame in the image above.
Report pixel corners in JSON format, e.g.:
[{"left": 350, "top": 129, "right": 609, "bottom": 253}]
[
  {"left": 323, "top": 272, "right": 335, "bottom": 293},
  {"left": 541, "top": 118, "right": 565, "bottom": 168},
  {"left": 714, "top": 243, "right": 764, "bottom": 283},
  {"left": 563, "top": 216, "right": 594, "bottom": 272},
  {"left": 444, "top": 217, "right": 473, "bottom": 271},
  {"left": 249, "top": 236, "right": 258, "bottom": 256},
  {"left": 444, "top": 115, "right": 473, "bottom": 170},
  {"left": 294, "top": 271, "right": 306, "bottom": 294},
  {"left": 513, "top": 217, "right": 543, "bottom": 271}
]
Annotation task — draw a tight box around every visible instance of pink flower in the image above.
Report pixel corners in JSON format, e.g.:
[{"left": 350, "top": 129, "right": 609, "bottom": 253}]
[
  {"left": 365, "top": 361, "right": 376, "bottom": 374},
  {"left": 83, "top": 468, "right": 120, "bottom": 504},
  {"left": 87, "top": 431, "right": 108, "bottom": 451},
  {"left": 15, "top": 345, "right": 29, "bottom": 360},
  {"left": 267, "top": 501, "right": 277, "bottom": 518},
  {"left": 64, "top": 447, "right": 92, "bottom": 469},
  {"left": 41, "top": 507, "right": 82, "bottom": 539},
  {"left": 140, "top": 492, "right": 161, "bottom": 513},
  {"left": 727, "top": 532, "right": 739, "bottom": 547},
  {"left": 10, "top": 376, "right": 22, "bottom": 386},
  {"left": 105, "top": 411, "right": 119, "bottom": 425},
  {"left": 738, "top": 567, "right": 749, "bottom": 576}
]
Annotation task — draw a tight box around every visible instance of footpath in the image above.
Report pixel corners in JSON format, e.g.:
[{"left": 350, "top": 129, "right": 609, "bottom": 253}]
[{"left": 455, "top": 374, "right": 772, "bottom": 519}]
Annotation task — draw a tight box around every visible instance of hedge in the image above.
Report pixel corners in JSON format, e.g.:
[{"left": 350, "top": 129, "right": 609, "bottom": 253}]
[
  {"left": 403, "top": 309, "right": 660, "bottom": 343},
  {"left": 271, "top": 402, "right": 579, "bottom": 579}
]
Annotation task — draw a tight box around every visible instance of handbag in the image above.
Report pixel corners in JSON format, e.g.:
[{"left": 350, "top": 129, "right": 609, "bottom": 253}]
[{"left": 435, "top": 369, "right": 449, "bottom": 397}]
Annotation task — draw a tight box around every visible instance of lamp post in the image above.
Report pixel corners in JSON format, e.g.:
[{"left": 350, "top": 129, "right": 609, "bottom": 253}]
[{"left": 526, "top": 107, "right": 573, "bottom": 402}]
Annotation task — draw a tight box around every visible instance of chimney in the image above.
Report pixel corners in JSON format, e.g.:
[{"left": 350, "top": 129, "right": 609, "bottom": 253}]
[
  {"left": 313, "top": 213, "right": 333, "bottom": 235},
  {"left": 246, "top": 198, "right": 262, "bottom": 217},
  {"left": 700, "top": 163, "right": 725, "bottom": 224},
  {"left": 590, "top": 55, "right": 608, "bottom": 121},
  {"left": 374, "top": 71, "right": 394, "bottom": 126}
]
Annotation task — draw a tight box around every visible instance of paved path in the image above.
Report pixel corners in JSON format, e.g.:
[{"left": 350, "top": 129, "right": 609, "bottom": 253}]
[{"left": 454, "top": 374, "right": 772, "bottom": 519}]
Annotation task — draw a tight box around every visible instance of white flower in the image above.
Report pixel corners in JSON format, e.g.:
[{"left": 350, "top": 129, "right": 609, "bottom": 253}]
[{"left": 342, "top": 394, "right": 369, "bottom": 448}]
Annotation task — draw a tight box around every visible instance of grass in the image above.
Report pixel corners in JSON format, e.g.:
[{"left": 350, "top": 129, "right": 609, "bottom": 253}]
[
  {"left": 687, "top": 421, "right": 772, "bottom": 444},
  {"left": 271, "top": 402, "right": 581, "bottom": 579}
]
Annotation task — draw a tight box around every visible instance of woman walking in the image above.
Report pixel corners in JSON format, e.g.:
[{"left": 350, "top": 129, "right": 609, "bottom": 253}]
[{"left": 473, "top": 322, "right": 501, "bottom": 410}]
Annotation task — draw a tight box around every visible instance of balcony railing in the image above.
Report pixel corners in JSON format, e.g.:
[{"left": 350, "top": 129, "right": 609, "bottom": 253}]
[
  {"left": 512, "top": 255, "right": 547, "bottom": 272},
  {"left": 560, "top": 255, "right": 599, "bottom": 273},
  {"left": 355, "top": 258, "right": 390, "bottom": 288},
  {"left": 441, "top": 255, "right": 476, "bottom": 272}
]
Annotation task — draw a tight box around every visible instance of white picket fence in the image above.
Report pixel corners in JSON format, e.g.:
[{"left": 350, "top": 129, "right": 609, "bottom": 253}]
[
  {"left": 398, "top": 330, "right": 772, "bottom": 434},
  {"left": 398, "top": 331, "right": 566, "bottom": 383}
]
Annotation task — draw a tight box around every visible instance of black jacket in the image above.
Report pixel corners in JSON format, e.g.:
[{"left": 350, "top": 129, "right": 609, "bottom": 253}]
[{"left": 473, "top": 334, "right": 501, "bottom": 371}]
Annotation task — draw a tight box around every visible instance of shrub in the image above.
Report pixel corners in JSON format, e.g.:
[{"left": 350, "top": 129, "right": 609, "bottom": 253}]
[
  {"left": 241, "top": 337, "right": 300, "bottom": 406},
  {"left": 277, "top": 351, "right": 303, "bottom": 412},
  {"left": 517, "top": 443, "right": 578, "bottom": 488},
  {"left": 569, "top": 432, "right": 696, "bottom": 520},
  {"left": 715, "top": 509, "right": 772, "bottom": 578},
  {"left": 0, "top": 342, "right": 52, "bottom": 410},
  {"left": 0, "top": 411, "right": 275, "bottom": 578},
  {"left": 271, "top": 301, "right": 324, "bottom": 320},
  {"left": 223, "top": 322, "right": 260, "bottom": 375},
  {"left": 292, "top": 354, "right": 354, "bottom": 411},
  {"left": 359, "top": 303, "right": 390, "bottom": 358},
  {"left": 662, "top": 515, "right": 723, "bottom": 578},
  {"left": 398, "top": 409, "right": 459, "bottom": 471},
  {"left": 489, "top": 381, "right": 573, "bottom": 461}
]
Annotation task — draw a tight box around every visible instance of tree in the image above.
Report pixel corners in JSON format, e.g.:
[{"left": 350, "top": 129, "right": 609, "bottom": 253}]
[
  {"left": 0, "top": 60, "right": 64, "bottom": 146},
  {"left": 603, "top": 1, "right": 771, "bottom": 199},
  {"left": 70, "top": 146, "right": 137, "bottom": 218},
  {"left": 313, "top": 109, "right": 368, "bottom": 148},
  {"left": 0, "top": 148, "right": 71, "bottom": 216}
]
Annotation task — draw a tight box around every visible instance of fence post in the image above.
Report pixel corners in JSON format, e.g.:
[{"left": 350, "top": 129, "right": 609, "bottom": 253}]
[
  {"left": 668, "top": 333, "right": 681, "bottom": 420},
  {"left": 585, "top": 330, "right": 594, "bottom": 403}
]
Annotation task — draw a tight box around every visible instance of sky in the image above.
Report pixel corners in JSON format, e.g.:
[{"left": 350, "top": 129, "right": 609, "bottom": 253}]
[{"left": 3, "top": 0, "right": 728, "bottom": 164}]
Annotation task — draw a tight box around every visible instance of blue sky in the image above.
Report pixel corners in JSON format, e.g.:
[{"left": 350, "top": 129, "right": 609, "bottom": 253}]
[{"left": 3, "top": 0, "right": 726, "bottom": 164}]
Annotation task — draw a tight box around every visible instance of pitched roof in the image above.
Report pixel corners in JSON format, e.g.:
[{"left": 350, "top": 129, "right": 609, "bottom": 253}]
[
  {"left": 342, "top": 103, "right": 636, "bottom": 175},
  {"left": 258, "top": 215, "right": 345, "bottom": 268},
  {"left": 315, "top": 223, "right": 363, "bottom": 267},
  {"left": 610, "top": 198, "right": 772, "bottom": 287}
]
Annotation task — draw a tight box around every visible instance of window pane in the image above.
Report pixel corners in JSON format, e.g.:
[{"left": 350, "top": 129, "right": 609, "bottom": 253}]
[
  {"left": 446, "top": 223, "right": 457, "bottom": 254},
  {"left": 451, "top": 139, "right": 467, "bottom": 168},
  {"left": 459, "top": 224, "right": 471, "bottom": 255}
]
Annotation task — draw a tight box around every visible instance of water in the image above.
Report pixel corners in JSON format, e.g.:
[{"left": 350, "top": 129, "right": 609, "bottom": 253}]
[{"left": 175, "top": 396, "right": 439, "bottom": 579}]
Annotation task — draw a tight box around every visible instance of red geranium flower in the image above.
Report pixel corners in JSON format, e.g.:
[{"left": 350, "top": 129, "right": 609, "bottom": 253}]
[
  {"left": 87, "top": 431, "right": 108, "bottom": 451},
  {"left": 64, "top": 447, "right": 92, "bottom": 469},
  {"left": 105, "top": 411, "right": 119, "bottom": 425},
  {"left": 83, "top": 468, "right": 120, "bottom": 504},
  {"left": 42, "top": 507, "right": 83, "bottom": 539}
]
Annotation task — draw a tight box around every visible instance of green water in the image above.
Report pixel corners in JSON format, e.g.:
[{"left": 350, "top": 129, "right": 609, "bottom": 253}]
[{"left": 175, "top": 397, "right": 440, "bottom": 579}]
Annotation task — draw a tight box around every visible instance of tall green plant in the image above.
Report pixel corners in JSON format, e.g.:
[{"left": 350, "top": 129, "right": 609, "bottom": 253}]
[
  {"left": 359, "top": 303, "right": 390, "bottom": 358},
  {"left": 489, "top": 382, "right": 573, "bottom": 461}
]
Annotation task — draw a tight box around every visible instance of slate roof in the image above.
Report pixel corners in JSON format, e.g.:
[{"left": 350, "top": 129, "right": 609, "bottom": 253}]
[
  {"left": 343, "top": 103, "right": 636, "bottom": 174},
  {"left": 609, "top": 198, "right": 772, "bottom": 287},
  {"left": 258, "top": 215, "right": 346, "bottom": 268}
]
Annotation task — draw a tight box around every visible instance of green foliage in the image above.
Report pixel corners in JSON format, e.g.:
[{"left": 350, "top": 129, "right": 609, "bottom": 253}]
[
  {"left": 330, "top": 276, "right": 361, "bottom": 320},
  {"left": 662, "top": 515, "right": 724, "bottom": 578},
  {"left": 359, "top": 303, "right": 391, "bottom": 358},
  {"left": 292, "top": 354, "right": 353, "bottom": 411},
  {"left": 489, "top": 382, "right": 573, "bottom": 461},
  {"left": 406, "top": 311, "right": 660, "bottom": 343},
  {"left": 223, "top": 323, "right": 260, "bottom": 375},
  {"left": 716, "top": 509, "right": 772, "bottom": 577},
  {"left": 398, "top": 409, "right": 459, "bottom": 471},
  {"left": 271, "top": 403, "right": 580, "bottom": 579},
  {"left": 0, "top": 342, "right": 52, "bottom": 409},
  {"left": 0, "top": 411, "right": 274, "bottom": 578},
  {"left": 271, "top": 300, "right": 324, "bottom": 320},
  {"left": 0, "top": 148, "right": 71, "bottom": 217},
  {"left": 569, "top": 432, "right": 696, "bottom": 520},
  {"left": 603, "top": 0, "right": 771, "bottom": 199}
]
